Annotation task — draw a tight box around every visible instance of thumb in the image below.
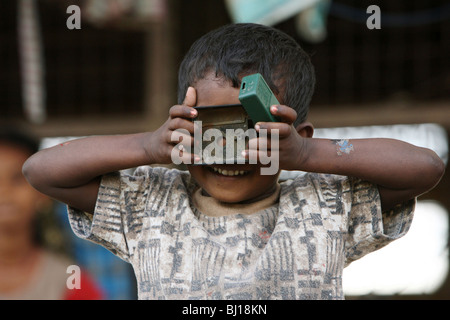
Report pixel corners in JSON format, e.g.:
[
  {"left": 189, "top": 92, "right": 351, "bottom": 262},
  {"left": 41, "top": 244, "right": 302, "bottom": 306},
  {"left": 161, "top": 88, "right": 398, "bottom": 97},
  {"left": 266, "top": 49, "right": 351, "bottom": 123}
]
[{"left": 183, "top": 87, "right": 197, "bottom": 107}]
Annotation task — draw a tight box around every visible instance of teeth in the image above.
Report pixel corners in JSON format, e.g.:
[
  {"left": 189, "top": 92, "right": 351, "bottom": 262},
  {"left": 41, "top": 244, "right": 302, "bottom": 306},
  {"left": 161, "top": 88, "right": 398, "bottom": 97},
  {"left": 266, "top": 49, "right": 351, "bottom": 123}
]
[{"left": 212, "top": 167, "right": 247, "bottom": 176}]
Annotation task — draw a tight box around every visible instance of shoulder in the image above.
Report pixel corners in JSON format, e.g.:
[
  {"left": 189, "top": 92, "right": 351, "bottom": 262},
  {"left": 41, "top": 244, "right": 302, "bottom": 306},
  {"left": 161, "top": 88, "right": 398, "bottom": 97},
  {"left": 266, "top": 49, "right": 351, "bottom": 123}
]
[
  {"left": 102, "top": 166, "right": 194, "bottom": 191},
  {"left": 280, "top": 171, "right": 350, "bottom": 192},
  {"left": 280, "top": 172, "right": 379, "bottom": 215},
  {"left": 95, "top": 166, "right": 196, "bottom": 217},
  {"left": 132, "top": 165, "right": 191, "bottom": 182}
]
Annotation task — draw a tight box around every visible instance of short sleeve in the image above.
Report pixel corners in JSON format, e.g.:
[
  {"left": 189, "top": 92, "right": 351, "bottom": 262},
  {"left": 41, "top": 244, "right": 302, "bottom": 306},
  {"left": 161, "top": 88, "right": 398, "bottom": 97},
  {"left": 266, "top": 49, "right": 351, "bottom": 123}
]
[
  {"left": 344, "top": 177, "right": 416, "bottom": 266},
  {"left": 67, "top": 169, "right": 151, "bottom": 262}
]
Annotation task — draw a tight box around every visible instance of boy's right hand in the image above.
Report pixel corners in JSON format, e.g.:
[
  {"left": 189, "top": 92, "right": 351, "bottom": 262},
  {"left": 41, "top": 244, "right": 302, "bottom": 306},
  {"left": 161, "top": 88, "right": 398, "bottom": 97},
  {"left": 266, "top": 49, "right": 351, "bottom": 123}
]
[
  {"left": 22, "top": 87, "right": 200, "bottom": 214},
  {"left": 145, "top": 87, "right": 198, "bottom": 164}
]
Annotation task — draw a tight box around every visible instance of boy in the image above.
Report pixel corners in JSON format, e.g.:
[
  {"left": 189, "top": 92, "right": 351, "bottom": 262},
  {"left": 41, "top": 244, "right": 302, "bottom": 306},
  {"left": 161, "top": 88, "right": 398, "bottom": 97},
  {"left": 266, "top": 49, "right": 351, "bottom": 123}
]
[{"left": 23, "top": 23, "right": 445, "bottom": 300}]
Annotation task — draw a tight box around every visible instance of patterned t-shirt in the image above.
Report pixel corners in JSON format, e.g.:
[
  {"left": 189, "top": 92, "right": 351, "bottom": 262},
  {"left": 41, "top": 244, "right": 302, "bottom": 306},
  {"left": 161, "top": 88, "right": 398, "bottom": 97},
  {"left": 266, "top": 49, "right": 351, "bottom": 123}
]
[{"left": 68, "top": 166, "right": 415, "bottom": 300}]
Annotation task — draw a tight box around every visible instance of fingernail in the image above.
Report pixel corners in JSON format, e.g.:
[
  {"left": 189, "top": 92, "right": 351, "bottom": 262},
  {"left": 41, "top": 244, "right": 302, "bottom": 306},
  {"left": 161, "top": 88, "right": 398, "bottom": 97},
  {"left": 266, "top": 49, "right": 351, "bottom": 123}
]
[
  {"left": 271, "top": 105, "right": 278, "bottom": 113},
  {"left": 254, "top": 124, "right": 260, "bottom": 131}
]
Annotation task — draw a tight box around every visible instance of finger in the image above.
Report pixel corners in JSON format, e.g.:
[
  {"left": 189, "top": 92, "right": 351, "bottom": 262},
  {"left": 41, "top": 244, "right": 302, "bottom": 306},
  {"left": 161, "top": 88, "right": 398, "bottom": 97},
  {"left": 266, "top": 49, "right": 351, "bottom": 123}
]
[
  {"left": 183, "top": 86, "right": 197, "bottom": 107},
  {"left": 254, "top": 122, "right": 291, "bottom": 138},
  {"left": 241, "top": 149, "right": 274, "bottom": 164},
  {"left": 168, "top": 123, "right": 204, "bottom": 152},
  {"left": 247, "top": 136, "right": 279, "bottom": 152},
  {"left": 168, "top": 117, "right": 196, "bottom": 133},
  {"left": 171, "top": 146, "right": 201, "bottom": 165},
  {"left": 167, "top": 129, "right": 194, "bottom": 147},
  {"left": 269, "top": 105, "right": 297, "bottom": 124},
  {"left": 169, "top": 130, "right": 201, "bottom": 165},
  {"left": 169, "top": 104, "right": 197, "bottom": 119}
]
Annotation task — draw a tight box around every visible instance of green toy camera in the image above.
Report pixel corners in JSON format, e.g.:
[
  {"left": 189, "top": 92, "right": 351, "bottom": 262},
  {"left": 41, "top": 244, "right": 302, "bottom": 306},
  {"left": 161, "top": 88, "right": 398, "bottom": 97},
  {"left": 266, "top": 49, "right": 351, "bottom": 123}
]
[
  {"left": 239, "top": 73, "right": 281, "bottom": 123},
  {"left": 192, "top": 73, "right": 279, "bottom": 164}
]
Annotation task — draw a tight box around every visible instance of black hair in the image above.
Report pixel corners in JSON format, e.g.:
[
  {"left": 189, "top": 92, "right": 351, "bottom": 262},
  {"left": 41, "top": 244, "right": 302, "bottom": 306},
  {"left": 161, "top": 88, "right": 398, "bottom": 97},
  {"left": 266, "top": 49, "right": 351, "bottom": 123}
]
[
  {"left": 177, "top": 23, "right": 315, "bottom": 126},
  {"left": 0, "top": 126, "right": 40, "bottom": 156}
]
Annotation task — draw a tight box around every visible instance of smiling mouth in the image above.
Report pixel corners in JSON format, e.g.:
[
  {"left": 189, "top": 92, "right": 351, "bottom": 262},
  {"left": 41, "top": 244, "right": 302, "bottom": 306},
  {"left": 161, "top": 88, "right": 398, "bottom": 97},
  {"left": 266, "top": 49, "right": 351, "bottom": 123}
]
[{"left": 209, "top": 166, "right": 249, "bottom": 177}]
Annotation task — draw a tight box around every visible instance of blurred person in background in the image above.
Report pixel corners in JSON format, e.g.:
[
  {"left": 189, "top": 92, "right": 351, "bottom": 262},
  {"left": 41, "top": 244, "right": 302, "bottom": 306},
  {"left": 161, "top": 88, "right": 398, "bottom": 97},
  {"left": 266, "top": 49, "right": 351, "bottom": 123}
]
[{"left": 0, "top": 126, "right": 103, "bottom": 300}]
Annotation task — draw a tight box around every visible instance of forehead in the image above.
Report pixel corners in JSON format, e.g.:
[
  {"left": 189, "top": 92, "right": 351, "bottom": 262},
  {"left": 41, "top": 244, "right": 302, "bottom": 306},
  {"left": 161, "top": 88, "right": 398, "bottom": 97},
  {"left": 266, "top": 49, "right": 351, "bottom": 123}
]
[{"left": 194, "top": 73, "right": 240, "bottom": 107}]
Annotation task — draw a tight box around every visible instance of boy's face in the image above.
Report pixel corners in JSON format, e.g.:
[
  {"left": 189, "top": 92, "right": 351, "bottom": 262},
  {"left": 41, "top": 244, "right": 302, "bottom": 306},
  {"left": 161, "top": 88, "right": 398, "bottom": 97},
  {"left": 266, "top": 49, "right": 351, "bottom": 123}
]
[{"left": 187, "top": 73, "right": 281, "bottom": 203}]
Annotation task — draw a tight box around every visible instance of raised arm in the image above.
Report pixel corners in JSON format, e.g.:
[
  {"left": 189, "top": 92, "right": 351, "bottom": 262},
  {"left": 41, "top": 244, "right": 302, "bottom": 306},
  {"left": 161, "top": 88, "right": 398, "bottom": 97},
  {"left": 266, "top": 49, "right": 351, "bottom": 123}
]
[
  {"left": 22, "top": 133, "right": 152, "bottom": 213},
  {"left": 23, "top": 88, "right": 198, "bottom": 214},
  {"left": 299, "top": 137, "right": 445, "bottom": 210},
  {"left": 251, "top": 104, "right": 446, "bottom": 211}
]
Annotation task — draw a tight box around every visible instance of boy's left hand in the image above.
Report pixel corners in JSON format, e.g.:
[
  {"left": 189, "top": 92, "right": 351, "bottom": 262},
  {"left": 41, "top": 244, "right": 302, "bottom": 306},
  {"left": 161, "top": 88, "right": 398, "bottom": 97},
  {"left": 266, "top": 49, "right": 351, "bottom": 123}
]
[
  {"left": 246, "top": 104, "right": 308, "bottom": 170},
  {"left": 246, "top": 104, "right": 445, "bottom": 211}
]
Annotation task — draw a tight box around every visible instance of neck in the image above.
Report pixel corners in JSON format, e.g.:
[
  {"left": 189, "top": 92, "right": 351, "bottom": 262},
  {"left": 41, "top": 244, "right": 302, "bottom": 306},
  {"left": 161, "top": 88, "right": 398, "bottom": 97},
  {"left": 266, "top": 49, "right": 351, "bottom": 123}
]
[
  {"left": 194, "top": 183, "right": 281, "bottom": 217},
  {"left": 239, "top": 183, "right": 280, "bottom": 205}
]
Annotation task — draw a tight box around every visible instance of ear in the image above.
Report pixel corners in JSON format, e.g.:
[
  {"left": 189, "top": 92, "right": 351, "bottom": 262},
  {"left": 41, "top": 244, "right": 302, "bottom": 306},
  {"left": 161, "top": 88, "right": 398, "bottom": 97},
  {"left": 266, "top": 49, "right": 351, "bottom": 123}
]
[{"left": 295, "top": 121, "right": 314, "bottom": 138}]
